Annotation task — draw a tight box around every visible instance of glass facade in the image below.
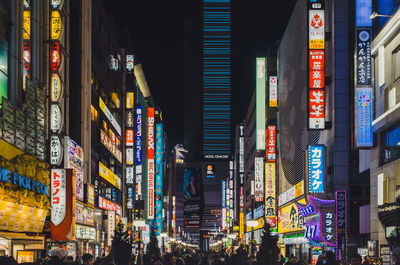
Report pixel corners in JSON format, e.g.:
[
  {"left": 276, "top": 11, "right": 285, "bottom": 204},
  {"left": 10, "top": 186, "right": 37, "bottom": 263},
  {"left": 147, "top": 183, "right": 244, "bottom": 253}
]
[{"left": 383, "top": 124, "right": 400, "bottom": 164}]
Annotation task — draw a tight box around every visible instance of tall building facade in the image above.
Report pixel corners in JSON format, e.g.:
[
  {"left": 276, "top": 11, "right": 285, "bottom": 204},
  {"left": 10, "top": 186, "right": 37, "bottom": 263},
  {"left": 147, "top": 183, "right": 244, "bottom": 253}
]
[
  {"left": 369, "top": 1, "right": 400, "bottom": 253},
  {"left": 202, "top": 0, "right": 232, "bottom": 159}
]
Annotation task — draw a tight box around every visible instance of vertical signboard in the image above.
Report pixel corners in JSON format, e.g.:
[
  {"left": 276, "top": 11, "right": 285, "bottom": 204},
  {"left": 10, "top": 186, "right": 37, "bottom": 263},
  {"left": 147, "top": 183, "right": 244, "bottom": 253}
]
[
  {"left": 239, "top": 124, "right": 245, "bottom": 240},
  {"left": 308, "top": 146, "right": 325, "bottom": 193},
  {"left": 308, "top": 0, "right": 325, "bottom": 130},
  {"left": 222, "top": 180, "right": 226, "bottom": 230},
  {"left": 147, "top": 107, "right": 155, "bottom": 219},
  {"left": 336, "top": 190, "right": 347, "bottom": 260},
  {"left": 266, "top": 125, "right": 276, "bottom": 162},
  {"left": 264, "top": 163, "right": 276, "bottom": 227},
  {"left": 269, "top": 76, "right": 278, "bottom": 107},
  {"left": 355, "top": 28, "right": 373, "bottom": 148},
  {"left": 51, "top": 169, "right": 66, "bottom": 226},
  {"left": 254, "top": 157, "right": 264, "bottom": 202},
  {"left": 256, "top": 58, "right": 266, "bottom": 150},
  {"left": 155, "top": 123, "right": 163, "bottom": 235},
  {"left": 136, "top": 106, "right": 142, "bottom": 196}
]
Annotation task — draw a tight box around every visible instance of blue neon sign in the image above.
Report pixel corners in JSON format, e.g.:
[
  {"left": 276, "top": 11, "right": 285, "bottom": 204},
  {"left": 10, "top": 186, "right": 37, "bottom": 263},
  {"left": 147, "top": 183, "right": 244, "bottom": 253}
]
[
  {"left": 356, "top": 87, "right": 373, "bottom": 147},
  {"left": 155, "top": 123, "right": 163, "bottom": 235},
  {"left": 308, "top": 146, "right": 324, "bottom": 193}
]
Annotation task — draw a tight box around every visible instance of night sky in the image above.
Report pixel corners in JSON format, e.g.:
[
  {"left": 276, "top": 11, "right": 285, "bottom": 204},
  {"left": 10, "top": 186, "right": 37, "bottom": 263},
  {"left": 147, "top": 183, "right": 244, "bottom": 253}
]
[{"left": 104, "top": 0, "right": 297, "bottom": 153}]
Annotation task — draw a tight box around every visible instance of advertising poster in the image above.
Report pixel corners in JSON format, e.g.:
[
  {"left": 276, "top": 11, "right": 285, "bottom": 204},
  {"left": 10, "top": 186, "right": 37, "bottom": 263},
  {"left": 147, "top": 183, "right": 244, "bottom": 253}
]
[
  {"left": 278, "top": 198, "right": 306, "bottom": 234},
  {"left": 183, "top": 168, "right": 201, "bottom": 228},
  {"left": 51, "top": 169, "right": 66, "bottom": 226}
]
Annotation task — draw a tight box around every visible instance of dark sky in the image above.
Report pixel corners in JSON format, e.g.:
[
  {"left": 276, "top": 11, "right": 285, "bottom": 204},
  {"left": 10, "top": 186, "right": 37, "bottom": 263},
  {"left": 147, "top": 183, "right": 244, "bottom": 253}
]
[{"left": 103, "top": 0, "right": 297, "bottom": 152}]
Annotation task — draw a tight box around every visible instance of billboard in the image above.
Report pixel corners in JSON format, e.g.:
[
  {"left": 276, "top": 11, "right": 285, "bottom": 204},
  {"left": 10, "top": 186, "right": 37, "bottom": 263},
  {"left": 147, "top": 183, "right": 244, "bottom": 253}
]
[
  {"left": 99, "top": 97, "right": 121, "bottom": 135},
  {"left": 266, "top": 125, "right": 276, "bottom": 162},
  {"left": 64, "top": 136, "right": 84, "bottom": 202},
  {"left": 155, "top": 123, "right": 163, "bottom": 234},
  {"left": 265, "top": 163, "right": 276, "bottom": 227},
  {"left": 269, "top": 76, "right": 278, "bottom": 107},
  {"left": 256, "top": 57, "right": 266, "bottom": 150},
  {"left": 278, "top": 198, "right": 306, "bottom": 234},
  {"left": 308, "top": 146, "right": 325, "bottom": 193},
  {"left": 147, "top": 107, "right": 155, "bottom": 219},
  {"left": 254, "top": 157, "right": 264, "bottom": 202},
  {"left": 99, "top": 162, "right": 121, "bottom": 190},
  {"left": 183, "top": 168, "right": 201, "bottom": 199}
]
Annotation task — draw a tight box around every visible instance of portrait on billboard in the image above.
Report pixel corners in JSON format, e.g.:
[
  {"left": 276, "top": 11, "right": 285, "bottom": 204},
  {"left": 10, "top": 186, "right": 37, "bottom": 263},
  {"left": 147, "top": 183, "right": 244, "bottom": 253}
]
[{"left": 183, "top": 168, "right": 201, "bottom": 198}]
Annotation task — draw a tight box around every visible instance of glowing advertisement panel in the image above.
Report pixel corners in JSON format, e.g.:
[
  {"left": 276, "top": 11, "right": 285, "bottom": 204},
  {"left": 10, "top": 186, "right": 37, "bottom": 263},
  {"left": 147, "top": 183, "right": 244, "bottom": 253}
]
[
  {"left": 254, "top": 157, "right": 264, "bottom": 202},
  {"left": 355, "top": 87, "right": 372, "bottom": 147},
  {"left": 155, "top": 123, "right": 163, "bottom": 234},
  {"left": 269, "top": 76, "right": 278, "bottom": 107},
  {"left": 265, "top": 163, "right": 276, "bottom": 227},
  {"left": 356, "top": 29, "right": 372, "bottom": 86},
  {"left": 308, "top": 146, "right": 325, "bottom": 193},
  {"left": 147, "top": 107, "right": 155, "bottom": 219},
  {"left": 266, "top": 125, "right": 276, "bottom": 162},
  {"left": 309, "top": 89, "right": 325, "bottom": 129},
  {"left": 309, "top": 9, "right": 325, "bottom": 49},
  {"left": 256, "top": 57, "right": 266, "bottom": 150}
]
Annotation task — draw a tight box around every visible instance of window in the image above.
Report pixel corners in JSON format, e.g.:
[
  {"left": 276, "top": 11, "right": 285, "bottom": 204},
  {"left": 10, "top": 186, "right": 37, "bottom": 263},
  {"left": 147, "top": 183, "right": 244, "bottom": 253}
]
[
  {"left": 393, "top": 48, "right": 400, "bottom": 80},
  {"left": 383, "top": 124, "right": 400, "bottom": 164},
  {"left": 387, "top": 86, "right": 396, "bottom": 110}
]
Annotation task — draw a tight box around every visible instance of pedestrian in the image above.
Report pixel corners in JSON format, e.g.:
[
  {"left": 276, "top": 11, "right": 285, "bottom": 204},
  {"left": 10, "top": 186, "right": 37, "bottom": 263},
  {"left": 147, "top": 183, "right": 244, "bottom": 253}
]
[
  {"left": 349, "top": 254, "right": 362, "bottom": 265},
  {"left": 152, "top": 257, "right": 163, "bottom": 265},
  {"left": 285, "top": 255, "right": 297, "bottom": 265},
  {"left": 0, "top": 257, "right": 18, "bottom": 265},
  {"left": 316, "top": 255, "right": 324, "bottom": 265},
  {"left": 325, "top": 251, "right": 339, "bottom": 265},
  {"left": 362, "top": 256, "right": 371, "bottom": 265},
  {"left": 82, "top": 254, "right": 94, "bottom": 265}
]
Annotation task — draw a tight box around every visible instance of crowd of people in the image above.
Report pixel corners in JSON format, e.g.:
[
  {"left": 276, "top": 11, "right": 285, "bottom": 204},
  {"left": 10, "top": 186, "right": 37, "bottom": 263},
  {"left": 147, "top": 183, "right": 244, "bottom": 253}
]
[{"left": 0, "top": 248, "right": 370, "bottom": 265}]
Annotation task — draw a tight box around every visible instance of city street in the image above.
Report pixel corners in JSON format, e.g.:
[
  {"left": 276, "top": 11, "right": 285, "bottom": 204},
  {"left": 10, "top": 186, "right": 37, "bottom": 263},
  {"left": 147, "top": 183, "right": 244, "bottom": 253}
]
[{"left": 0, "top": 0, "right": 399, "bottom": 265}]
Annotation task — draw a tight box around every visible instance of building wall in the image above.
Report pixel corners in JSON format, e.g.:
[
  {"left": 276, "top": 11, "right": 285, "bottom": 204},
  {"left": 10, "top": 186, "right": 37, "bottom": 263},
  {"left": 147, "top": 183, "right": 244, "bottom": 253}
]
[{"left": 370, "top": 6, "right": 400, "bottom": 246}]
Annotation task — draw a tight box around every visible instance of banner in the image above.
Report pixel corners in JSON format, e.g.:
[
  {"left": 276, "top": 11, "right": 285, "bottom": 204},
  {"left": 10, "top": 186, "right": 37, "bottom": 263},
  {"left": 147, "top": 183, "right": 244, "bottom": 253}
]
[{"left": 99, "top": 162, "right": 121, "bottom": 190}]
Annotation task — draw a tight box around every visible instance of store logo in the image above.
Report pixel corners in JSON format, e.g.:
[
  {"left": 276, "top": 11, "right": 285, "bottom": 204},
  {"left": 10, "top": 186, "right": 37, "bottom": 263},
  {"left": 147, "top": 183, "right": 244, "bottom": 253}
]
[{"left": 311, "top": 14, "right": 323, "bottom": 29}]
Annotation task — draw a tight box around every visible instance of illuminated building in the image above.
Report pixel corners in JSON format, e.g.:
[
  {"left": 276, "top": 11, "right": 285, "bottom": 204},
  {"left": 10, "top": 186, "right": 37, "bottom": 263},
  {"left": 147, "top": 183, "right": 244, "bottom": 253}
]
[{"left": 202, "top": 0, "right": 232, "bottom": 159}]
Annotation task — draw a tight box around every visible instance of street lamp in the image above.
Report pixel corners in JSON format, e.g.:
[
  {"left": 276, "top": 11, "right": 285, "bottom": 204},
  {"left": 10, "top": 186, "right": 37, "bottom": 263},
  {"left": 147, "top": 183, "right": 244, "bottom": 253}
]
[{"left": 370, "top": 11, "right": 392, "bottom": 19}]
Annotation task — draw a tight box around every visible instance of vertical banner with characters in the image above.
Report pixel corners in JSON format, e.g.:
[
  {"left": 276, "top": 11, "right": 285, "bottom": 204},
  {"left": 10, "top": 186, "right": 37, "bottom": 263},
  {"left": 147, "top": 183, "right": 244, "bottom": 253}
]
[
  {"left": 147, "top": 107, "right": 155, "bottom": 219},
  {"left": 265, "top": 163, "right": 276, "bottom": 227},
  {"left": 155, "top": 123, "right": 163, "bottom": 235}
]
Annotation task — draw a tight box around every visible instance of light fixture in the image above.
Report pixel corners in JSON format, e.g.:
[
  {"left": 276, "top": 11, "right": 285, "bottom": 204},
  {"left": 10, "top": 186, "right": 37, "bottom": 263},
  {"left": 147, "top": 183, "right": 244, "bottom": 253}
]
[
  {"left": 246, "top": 219, "right": 259, "bottom": 228},
  {"left": 370, "top": 11, "right": 392, "bottom": 19},
  {"left": 132, "top": 219, "right": 146, "bottom": 227},
  {"left": 222, "top": 238, "right": 228, "bottom": 242}
]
